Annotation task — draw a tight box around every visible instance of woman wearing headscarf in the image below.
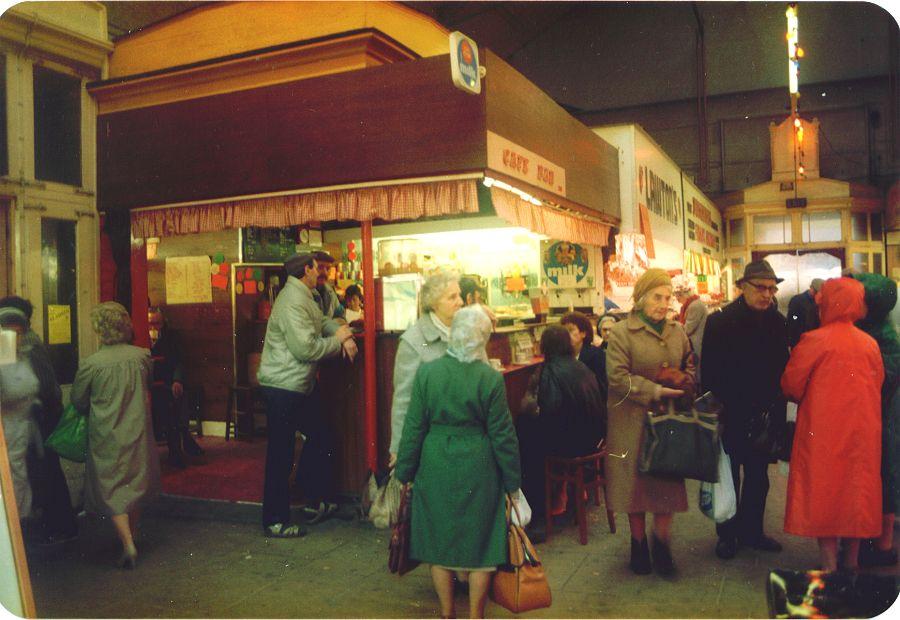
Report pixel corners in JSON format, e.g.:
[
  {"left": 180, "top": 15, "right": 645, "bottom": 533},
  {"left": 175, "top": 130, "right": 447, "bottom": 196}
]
[
  {"left": 71, "top": 302, "right": 160, "bottom": 569},
  {"left": 395, "top": 306, "right": 520, "bottom": 619},
  {"left": 605, "top": 269, "right": 695, "bottom": 576},
  {"left": 781, "top": 278, "right": 883, "bottom": 571},
  {"left": 389, "top": 271, "right": 463, "bottom": 467},
  {"left": 0, "top": 307, "right": 42, "bottom": 521},
  {"left": 518, "top": 324, "right": 606, "bottom": 531}
]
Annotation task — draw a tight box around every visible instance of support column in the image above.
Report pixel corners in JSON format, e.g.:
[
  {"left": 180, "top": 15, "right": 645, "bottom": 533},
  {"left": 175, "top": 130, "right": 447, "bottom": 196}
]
[
  {"left": 361, "top": 220, "right": 378, "bottom": 471},
  {"left": 130, "top": 223, "right": 149, "bottom": 348}
]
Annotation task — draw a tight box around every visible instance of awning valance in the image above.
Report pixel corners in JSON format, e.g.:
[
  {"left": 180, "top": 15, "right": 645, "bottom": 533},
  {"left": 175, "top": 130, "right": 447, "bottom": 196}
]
[
  {"left": 131, "top": 179, "right": 480, "bottom": 238},
  {"left": 489, "top": 187, "right": 611, "bottom": 247}
]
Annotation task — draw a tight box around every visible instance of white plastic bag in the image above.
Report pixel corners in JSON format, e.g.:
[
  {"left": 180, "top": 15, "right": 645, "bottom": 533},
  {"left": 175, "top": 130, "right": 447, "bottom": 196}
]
[
  {"left": 510, "top": 489, "right": 532, "bottom": 527},
  {"left": 699, "top": 442, "right": 737, "bottom": 523},
  {"left": 367, "top": 471, "right": 402, "bottom": 529}
]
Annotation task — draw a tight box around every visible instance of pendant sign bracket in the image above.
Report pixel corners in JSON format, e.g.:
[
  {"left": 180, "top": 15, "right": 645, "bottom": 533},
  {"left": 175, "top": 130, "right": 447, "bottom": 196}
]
[{"left": 449, "top": 31, "right": 483, "bottom": 95}]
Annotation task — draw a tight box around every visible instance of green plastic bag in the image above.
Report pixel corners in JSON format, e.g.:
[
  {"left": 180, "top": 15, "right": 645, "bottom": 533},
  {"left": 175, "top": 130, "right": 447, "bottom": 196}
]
[{"left": 45, "top": 404, "right": 87, "bottom": 463}]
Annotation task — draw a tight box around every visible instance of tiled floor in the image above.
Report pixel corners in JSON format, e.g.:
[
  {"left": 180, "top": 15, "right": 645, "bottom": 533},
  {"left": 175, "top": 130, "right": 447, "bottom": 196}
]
[{"left": 27, "top": 468, "right": 899, "bottom": 618}]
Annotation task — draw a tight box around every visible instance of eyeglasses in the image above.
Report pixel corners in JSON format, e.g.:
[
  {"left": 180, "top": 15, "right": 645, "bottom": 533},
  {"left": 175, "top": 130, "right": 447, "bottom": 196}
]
[{"left": 745, "top": 281, "right": 779, "bottom": 295}]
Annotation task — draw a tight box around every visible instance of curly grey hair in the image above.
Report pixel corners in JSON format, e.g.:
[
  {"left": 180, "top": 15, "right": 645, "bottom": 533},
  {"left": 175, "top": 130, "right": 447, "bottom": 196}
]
[
  {"left": 91, "top": 302, "right": 133, "bottom": 346},
  {"left": 420, "top": 271, "right": 459, "bottom": 315}
]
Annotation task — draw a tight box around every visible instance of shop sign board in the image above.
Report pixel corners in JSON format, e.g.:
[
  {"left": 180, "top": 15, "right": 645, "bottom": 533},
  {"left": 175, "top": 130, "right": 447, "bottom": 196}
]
[
  {"left": 449, "top": 31, "right": 482, "bottom": 95},
  {"left": 487, "top": 131, "right": 567, "bottom": 197},
  {"left": 683, "top": 179, "right": 722, "bottom": 257},
  {"left": 542, "top": 240, "right": 589, "bottom": 288},
  {"left": 633, "top": 128, "right": 684, "bottom": 268}
]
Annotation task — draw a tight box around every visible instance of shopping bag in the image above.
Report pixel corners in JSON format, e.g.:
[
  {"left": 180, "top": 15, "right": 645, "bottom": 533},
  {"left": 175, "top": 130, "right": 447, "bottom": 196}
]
[
  {"left": 368, "top": 470, "right": 402, "bottom": 529},
  {"left": 44, "top": 403, "right": 87, "bottom": 463},
  {"left": 699, "top": 442, "right": 737, "bottom": 523},
  {"left": 510, "top": 489, "right": 532, "bottom": 528},
  {"left": 387, "top": 484, "right": 419, "bottom": 576},
  {"left": 490, "top": 494, "right": 552, "bottom": 613},
  {"left": 638, "top": 392, "right": 721, "bottom": 482}
]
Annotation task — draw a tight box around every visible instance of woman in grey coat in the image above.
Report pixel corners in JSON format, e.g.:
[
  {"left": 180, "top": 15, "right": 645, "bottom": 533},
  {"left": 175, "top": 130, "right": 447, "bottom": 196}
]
[
  {"left": 388, "top": 271, "right": 463, "bottom": 467},
  {"left": 71, "top": 302, "right": 160, "bottom": 569}
]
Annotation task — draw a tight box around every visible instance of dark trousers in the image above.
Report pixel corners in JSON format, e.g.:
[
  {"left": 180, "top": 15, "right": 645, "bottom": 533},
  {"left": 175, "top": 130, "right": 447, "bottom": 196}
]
[
  {"left": 261, "top": 386, "right": 334, "bottom": 527},
  {"left": 716, "top": 447, "right": 771, "bottom": 542},
  {"left": 152, "top": 386, "right": 186, "bottom": 455},
  {"left": 518, "top": 415, "right": 549, "bottom": 522},
  {"left": 30, "top": 410, "right": 77, "bottom": 537}
]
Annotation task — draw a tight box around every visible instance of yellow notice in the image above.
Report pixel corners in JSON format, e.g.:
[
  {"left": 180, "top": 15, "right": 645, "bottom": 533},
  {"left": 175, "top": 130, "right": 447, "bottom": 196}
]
[
  {"left": 47, "top": 305, "right": 71, "bottom": 345},
  {"left": 165, "top": 256, "right": 213, "bottom": 305}
]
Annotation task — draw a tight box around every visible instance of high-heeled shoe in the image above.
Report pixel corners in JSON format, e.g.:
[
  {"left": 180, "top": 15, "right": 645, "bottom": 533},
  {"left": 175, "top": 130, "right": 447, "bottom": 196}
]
[{"left": 118, "top": 546, "right": 138, "bottom": 570}]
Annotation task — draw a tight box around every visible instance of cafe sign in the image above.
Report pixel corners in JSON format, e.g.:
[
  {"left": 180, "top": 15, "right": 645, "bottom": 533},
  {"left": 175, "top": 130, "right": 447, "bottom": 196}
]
[
  {"left": 449, "top": 31, "right": 482, "bottom": 95},
  {"left": 487, "top": 131, "right": 567, "bottom": 197}
]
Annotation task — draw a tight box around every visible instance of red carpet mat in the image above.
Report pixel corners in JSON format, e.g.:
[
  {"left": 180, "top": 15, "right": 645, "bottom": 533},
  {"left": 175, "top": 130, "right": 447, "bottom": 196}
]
[{"left": 158, "top": 437, "right": 265, "bottom": 503}]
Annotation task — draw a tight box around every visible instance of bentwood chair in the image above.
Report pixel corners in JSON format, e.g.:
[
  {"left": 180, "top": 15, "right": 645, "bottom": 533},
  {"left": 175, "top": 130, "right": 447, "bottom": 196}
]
[{"left": 544, "top": 443, "right": 616, "bottom": 545}]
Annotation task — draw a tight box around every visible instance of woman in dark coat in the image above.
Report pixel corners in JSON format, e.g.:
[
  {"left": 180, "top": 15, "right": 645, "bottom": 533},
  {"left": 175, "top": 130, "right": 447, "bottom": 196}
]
[
  {"left": 853, "top": 273, "right": 900, "bottom": 566},
  {"left": 518, "top": 324, "right": 606, "bottom": 531},
  {"left": 561, "top": 311, "right": 608, "bottom": 404},
  {"left": 395, "top": 306, "right": 520, "bottom": 619}
]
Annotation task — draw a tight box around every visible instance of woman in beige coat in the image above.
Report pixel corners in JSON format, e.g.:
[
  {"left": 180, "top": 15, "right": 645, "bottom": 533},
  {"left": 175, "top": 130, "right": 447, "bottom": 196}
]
[{"left": 606, "top": 269, "right": 695, "bottom": 576}]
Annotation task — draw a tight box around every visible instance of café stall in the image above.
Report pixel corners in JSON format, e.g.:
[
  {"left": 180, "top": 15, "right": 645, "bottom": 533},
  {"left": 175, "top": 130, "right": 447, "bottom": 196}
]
[{"left": 92, "top": 25, "right": 620, "bottom": 496}]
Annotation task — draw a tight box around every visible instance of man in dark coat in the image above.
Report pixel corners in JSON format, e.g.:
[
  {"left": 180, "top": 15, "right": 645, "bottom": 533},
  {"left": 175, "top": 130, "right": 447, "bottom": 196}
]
[
  {"left": 701, "top": 260, "right": 790, "bottom": 560},
  {"left": 786, "top": 278, "right": 824, "bottom": 348}
]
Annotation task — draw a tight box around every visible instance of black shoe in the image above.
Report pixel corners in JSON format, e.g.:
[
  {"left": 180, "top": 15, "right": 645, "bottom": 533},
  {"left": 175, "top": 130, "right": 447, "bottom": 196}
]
[
  {"left": 715, "top": 537, "right": 738, "bottom": 560},
  {"left": 182, "top": 433, "right": 204, "bottom": 456},
  {"left": 742, "top": 534, "right": 782, "bottom": 552},
  {"left": 651, "top": 535, "right": 675, "bottom": 576},
  {"left": 630, "top": 537, "right": 651, "bottom": 575},
  {"left": 859, "top": 542, "right": 898, "bottom": 568}
]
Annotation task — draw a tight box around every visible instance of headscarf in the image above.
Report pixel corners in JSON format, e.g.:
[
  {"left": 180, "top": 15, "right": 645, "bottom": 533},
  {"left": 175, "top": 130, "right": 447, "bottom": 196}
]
[
  {"left": 446, "top": 305, "right": 491, "bottom": 364},
  {"left": 91, "top": 302, "right": 133, "bottom": 346},
  {"left": 818, "top": 277, "right": 866, "bottom": 326},
  {"left": 853, "top": 273, "right": 900, "bottom": 403},
  {"left": 632, "top": 268, "right": 672, "bottom": 306},
  {"left": 0, "top": 306, "right": 28, "bottom": 329}
]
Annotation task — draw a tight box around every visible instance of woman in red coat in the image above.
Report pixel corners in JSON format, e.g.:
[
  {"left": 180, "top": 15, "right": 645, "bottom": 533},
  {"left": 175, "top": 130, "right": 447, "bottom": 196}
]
[{"left": 781, "top": 277, "right": 884, "bottom": 571}]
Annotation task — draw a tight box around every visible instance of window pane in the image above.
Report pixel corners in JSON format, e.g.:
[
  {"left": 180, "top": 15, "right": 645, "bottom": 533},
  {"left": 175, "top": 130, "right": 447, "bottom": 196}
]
[
  {"left": 728, "top": 218, "right": 745, "bottom": 247},
  {"left": 41, "top": 218, "right": 79, "bottom": 384},
  {"left": 754, "top": 214, "right": 791, "bottom": 244},
  {"left": 852, "top": 252, "right": 869, "bottom": 274},
  {"left": 873, "top": 253, "right": 883, "bottom": 274},
  {"left": 802, "top": 211, "right": 842, "bottom": 243},
  {"left": 871, "top": 214, "right": 884, "bottom": 240},
  {"left": 851, "top": 212, "right": 868, "bottom": 241},
  {"left": 33, "top": 66, "right": 81, "bottom": 186}
]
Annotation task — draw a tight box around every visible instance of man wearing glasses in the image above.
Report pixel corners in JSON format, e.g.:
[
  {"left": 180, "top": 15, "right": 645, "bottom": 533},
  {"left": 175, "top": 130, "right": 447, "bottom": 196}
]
[{"left": 701, "top": 260, "right": 790, "bottom": 560}]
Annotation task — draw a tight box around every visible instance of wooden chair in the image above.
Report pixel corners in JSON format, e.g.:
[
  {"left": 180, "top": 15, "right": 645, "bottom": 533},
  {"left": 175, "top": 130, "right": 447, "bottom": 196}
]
[{"left": 544, "top": 445, "right": 616, "bottom": 545}]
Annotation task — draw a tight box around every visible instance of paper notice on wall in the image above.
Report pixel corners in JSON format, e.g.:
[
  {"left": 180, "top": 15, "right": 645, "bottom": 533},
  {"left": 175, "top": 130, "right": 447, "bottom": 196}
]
[
  {"left": 166, "top": 256, "right": 213, "bottom": 304},
  {"left": 47, "top": 305, "right": 72, "bottom": 345}
]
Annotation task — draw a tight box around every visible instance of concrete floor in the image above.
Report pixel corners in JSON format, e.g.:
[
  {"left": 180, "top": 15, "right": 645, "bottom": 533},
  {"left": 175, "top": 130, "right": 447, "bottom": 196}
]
[{"left": 26, "top": 468, "right": 899, "bottom": 619}]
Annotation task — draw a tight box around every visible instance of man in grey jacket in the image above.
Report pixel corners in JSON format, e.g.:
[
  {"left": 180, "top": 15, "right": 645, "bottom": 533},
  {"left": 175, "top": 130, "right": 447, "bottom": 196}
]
[{"left": 257, "top": 252, "right": 357, "bottom": 538}]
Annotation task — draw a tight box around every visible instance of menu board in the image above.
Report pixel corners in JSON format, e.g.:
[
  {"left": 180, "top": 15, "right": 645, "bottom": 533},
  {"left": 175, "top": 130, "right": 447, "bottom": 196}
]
[
  {"left": 165, "top": 256, "right": 213, "bottom": 304},
  {"left": 242, "top": 227, "right": 297, "bottom": 263}
]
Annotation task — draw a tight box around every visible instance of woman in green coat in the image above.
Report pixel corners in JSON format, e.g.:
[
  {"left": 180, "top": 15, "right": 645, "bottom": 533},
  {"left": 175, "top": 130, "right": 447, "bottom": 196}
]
[{"left": 395, "top": 306, "right": 521, "bottom": 619}]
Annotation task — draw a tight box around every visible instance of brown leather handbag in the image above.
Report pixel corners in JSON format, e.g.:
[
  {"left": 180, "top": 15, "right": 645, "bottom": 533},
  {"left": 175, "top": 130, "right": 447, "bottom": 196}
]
[
  {"left": 387, "top": 483, "right": 419, "bottom": 576},
  {"left": 490, "top": 495, "right": 552, "bottom": 613}
]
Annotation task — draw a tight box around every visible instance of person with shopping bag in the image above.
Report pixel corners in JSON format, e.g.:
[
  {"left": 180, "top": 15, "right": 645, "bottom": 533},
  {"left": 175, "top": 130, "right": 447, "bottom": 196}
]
[
  {"left": 781, "top": 277, "right": 883, "bottom": 571},
  {"left": 394, "top": 306, "right": 521, "bottom": 619},
  {"left": 605, "top": 268, "right": 695, "bottom": 576}
]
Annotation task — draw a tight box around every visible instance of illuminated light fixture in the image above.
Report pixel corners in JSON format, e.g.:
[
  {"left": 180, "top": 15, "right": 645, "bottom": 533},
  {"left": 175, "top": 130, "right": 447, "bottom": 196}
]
[
  {"left": 798, "top": 165, "right": 805, "bottom": 175},
  {"left": 483, "top": 176, "right": 542, "bottom": 206},
  {"left": 793, "top": 118, "right": 801, "bottom": 128},
  {"left": 786, "top": 4, "right": 799, "bottom": 95}
]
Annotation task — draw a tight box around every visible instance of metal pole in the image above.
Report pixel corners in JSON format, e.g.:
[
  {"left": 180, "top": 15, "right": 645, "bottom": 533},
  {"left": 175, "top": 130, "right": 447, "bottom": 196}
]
[{"left": 361, "top": 220, "right": 377, "bottom": 471}]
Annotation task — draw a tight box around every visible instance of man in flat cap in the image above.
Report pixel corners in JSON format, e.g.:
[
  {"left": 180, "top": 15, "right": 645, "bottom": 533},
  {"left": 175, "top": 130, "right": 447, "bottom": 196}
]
[
  {"left": 701, "top": 259, "right": 790, "bottom": 560},
  {"left": 257, "top": 252, "right": 357, "bottom": 538},
  {"left": 786, "top": 278, "right": 824, "bottom": 349}
]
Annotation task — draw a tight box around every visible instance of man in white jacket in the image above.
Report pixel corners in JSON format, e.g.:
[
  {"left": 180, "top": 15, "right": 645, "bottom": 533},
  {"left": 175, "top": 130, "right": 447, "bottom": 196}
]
[{"left": 257, "top": 252, "right": 357, "bottom": 538}]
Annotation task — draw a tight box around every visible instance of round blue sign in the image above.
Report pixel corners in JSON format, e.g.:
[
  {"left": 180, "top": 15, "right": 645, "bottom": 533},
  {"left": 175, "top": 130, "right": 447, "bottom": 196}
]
[
  {"left": 543, "top": 241, "right": 589, "bottom": 286},
  {"left": 456, "top": 38, "right": 479, "bottom": 88}
]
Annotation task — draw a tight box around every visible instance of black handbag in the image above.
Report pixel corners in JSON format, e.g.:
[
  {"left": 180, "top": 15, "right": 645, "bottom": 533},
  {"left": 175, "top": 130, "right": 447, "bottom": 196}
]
[
  {"left": 638, "top": 392, "right": 721, "bottom": 483},
  {"left": 749, "top": 408, "right": 792, "bottom": 461}
]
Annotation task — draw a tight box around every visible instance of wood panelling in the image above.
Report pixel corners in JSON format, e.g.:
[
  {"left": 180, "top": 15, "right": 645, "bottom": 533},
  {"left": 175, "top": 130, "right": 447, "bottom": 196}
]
[
  {"left": 483, "top": 51, "right": 620, "bottom": 220},
  {"left": 98, "top": 55, "right": 487, "bottom": 212},
  {"left": 0, "top": 200, "right": 9, "bottom": 297}
]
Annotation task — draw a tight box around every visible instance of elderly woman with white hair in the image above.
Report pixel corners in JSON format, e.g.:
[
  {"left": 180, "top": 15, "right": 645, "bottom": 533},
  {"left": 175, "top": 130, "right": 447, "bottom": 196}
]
[
  {"left": 71, "top": 302, "right": 160, "bottom": 569},
  {"left": 388, "top": 271, "right": 463, "bottom": 467},
  {"left": 395, "top": 306, "right": 521, "bottom": 619}
]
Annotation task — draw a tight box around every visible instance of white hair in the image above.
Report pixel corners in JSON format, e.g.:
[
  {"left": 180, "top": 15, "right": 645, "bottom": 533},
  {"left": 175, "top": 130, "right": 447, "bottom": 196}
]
[{"left": 420, "top": 271, "right": 459, "bottom": 315}]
